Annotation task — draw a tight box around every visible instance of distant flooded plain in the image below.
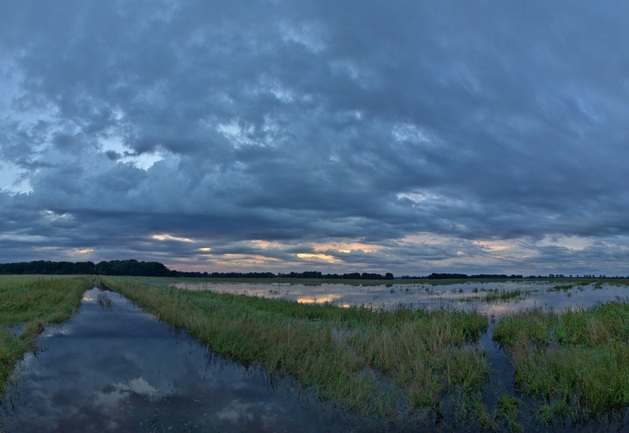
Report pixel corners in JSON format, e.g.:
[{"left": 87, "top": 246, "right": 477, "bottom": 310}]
[{"left": 172, "top": 279, "right": 628, "bottom": 316}]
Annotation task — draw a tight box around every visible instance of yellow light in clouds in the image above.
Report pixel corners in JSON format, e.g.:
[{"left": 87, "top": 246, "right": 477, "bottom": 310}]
[
  {"left": 198, "top": 247, "right": 212, "bottom": 252},
  {"left": 312, "top": 242, "right": 379, "bottom": 253},
  {"left": 152, "top": 233, "right": 193, "bottom": 242},
  {"left": 297, "top": 253, "right": 337, "bottom": 263},
  {"left": 68, "top": 248, "right": 94, "bottom": 257}
]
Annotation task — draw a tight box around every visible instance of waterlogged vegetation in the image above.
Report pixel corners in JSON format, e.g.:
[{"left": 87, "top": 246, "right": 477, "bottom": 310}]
[
  {"left": 101, "top": 278, "right": 628, "bottom": 429},
  {"left": 1, "top": 275, "right": 628, "bottom": 431},
  {"left": 0, "top": 275, "right": 91, "bottom": 398},
  {"left": 493, "top": 301, "right": 629, "bottom": 423},
  {"left": 142, "top": 278, "right": 629, "bottom": 429},
  {"left": 461, "top": 288, "right": 526, "bottom": 303},
  {"left": 102, "top": 277, "right": 490, "bottom": 419}
]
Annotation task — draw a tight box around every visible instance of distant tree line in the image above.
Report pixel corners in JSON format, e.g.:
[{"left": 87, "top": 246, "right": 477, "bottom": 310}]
[
  {"left": 0, "top": 261, "right": 394, "bottom": 279},
  {"left": 1, "top": 261, "right": 626, "bottom": 280},
  {"left": 277, "top": 271, "right": 394, "bottom": 280},
  {"left": 0, "top": 260, "right": 176, "bottom": 277},
  {"left": 174, "top": 270, "right": 394, "bottom": 280},
  {"left": 95, "top": 260, "right": 175, "bottom": 277},
  {"left": 428, "top": 273, "right": 524, "bottom": 280},
  {"left": 174, "top": 271, "right": 278, "bottom": 278},
  {"left": 424, "top": 273, "right": 629, "bottom": 280},
  {"left": 0, "top": 260, "right": 96, "bottom": 275}
]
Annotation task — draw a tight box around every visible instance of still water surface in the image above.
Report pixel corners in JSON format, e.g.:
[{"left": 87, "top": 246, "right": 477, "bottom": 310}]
[
  {"left": 0, "top": 288, "right": 372, "bottom": 433},
  {"left": 174, "top": 280, "right": 628, "bottom": 316}
]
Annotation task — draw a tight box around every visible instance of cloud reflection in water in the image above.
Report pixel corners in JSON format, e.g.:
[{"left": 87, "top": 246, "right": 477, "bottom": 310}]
[{"left": 0, "top": 288, "right": 368, "bottom": 433}]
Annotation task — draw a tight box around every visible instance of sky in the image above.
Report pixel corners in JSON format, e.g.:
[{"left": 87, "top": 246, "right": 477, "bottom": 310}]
[{"left": 1, "top": 1, "right": 629, "bottom": 276}]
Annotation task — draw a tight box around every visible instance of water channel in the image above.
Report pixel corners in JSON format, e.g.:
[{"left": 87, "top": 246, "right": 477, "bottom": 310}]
[{"left": 0, "top": 287, "right": 371, "bottom": 433}]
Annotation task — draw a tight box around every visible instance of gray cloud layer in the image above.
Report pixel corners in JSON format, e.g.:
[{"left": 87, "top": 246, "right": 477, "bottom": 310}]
[{"left": 1, "top": 1, "right": 629, "bottom": 275}]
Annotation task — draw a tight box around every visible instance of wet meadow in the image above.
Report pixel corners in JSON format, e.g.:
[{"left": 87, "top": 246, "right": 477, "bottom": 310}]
[{"left": 0, "top": 275, "right": 627, "bottom": 432}]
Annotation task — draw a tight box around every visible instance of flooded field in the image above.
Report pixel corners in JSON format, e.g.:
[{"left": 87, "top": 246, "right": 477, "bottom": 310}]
[
  {"left": 172, "top": 280, "right": 628, "bottom": 317},
  {"left": 0, "top": 288, "right": 371, "bottom": 433},
  {"left": 2, "top": 279, "right": 627, "bottom": 432}
]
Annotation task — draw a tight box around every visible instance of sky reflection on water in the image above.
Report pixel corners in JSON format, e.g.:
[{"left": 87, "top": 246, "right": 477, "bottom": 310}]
[
  {"left": 0, "top": 288, "right": 371, "bottom": 433},
  {"left": 174, "top": 281, "right": 628, "bottom": 317}
]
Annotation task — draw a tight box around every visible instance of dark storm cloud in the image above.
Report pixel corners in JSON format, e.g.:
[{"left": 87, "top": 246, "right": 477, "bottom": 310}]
[{"left": 1, "top": 0, "right": 629, "bottom": 274}]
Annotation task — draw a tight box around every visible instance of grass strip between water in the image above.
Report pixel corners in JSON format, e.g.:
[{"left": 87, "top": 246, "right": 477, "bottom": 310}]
[
  {"left": 0, "top": 275, "right": 92, "bottom": 400},
  {"left": 493, "top": 301, "right": 629, "bottom": 421},
  {"left": 103, "top": 276, "right": 489, "bottom": 417}
]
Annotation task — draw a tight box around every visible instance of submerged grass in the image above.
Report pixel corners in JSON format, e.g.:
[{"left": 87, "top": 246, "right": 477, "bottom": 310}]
[
  {"left": 103, "top": 276, "right": 489, "bottom": 417},
  {"left": 462, "top": 288, "right": 527, "bottom": 303},
  {"left": 482, "top": 289, "right": 525, "bottom": 302},
  {"left": 0, "top": 275, "right": 91, "bottom": 400},
  {"left": 493, "top": 301, "right": 629, "bottom": 421}
]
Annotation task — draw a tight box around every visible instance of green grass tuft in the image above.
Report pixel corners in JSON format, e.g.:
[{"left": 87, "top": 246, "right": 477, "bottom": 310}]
[
  {"left": 493, "top": 301, "right": 629, "bottom": 421},
  {"left": 0, "top": 275, "right": 92, "bottom": 400}
]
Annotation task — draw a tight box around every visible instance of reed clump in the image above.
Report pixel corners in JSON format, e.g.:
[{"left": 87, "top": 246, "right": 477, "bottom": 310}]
[{"left": 103, "top": 276, "right": 489, "bottom": 416}]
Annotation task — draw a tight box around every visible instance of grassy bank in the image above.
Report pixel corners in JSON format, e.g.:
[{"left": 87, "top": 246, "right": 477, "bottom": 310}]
[
  {"left": 493, "top": 301, "right": 629, "bottom": 421},
  {"left": 0, "top": 275, "right": 92, "bottom": 399},
  {"left": 103, "top": 276, "right": 488, "bottom": 417}
]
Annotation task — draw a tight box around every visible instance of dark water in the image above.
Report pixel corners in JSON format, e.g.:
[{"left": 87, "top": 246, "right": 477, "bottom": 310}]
[{"left": 0, "top": 288, "right": 375, "bottom": 433}]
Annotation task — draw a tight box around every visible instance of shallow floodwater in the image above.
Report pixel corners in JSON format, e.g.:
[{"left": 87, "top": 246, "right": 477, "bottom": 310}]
[
  {"left": 2, "top": 283, "right": 627, "bottom": 433},
  {"left": 0, "top": 288, "right": 376, "bottom": 433},
  {"left": 167, "top": 281, "right": 629, "bottom": 432},
  {"left": 173, "top": 280, "right": 628, "bottom": 316}
]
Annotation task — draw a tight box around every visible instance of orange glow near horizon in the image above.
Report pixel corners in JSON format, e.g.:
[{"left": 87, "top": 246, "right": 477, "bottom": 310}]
[{"left": 296, "top": 253, "right": 338, "bottom": 263}]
